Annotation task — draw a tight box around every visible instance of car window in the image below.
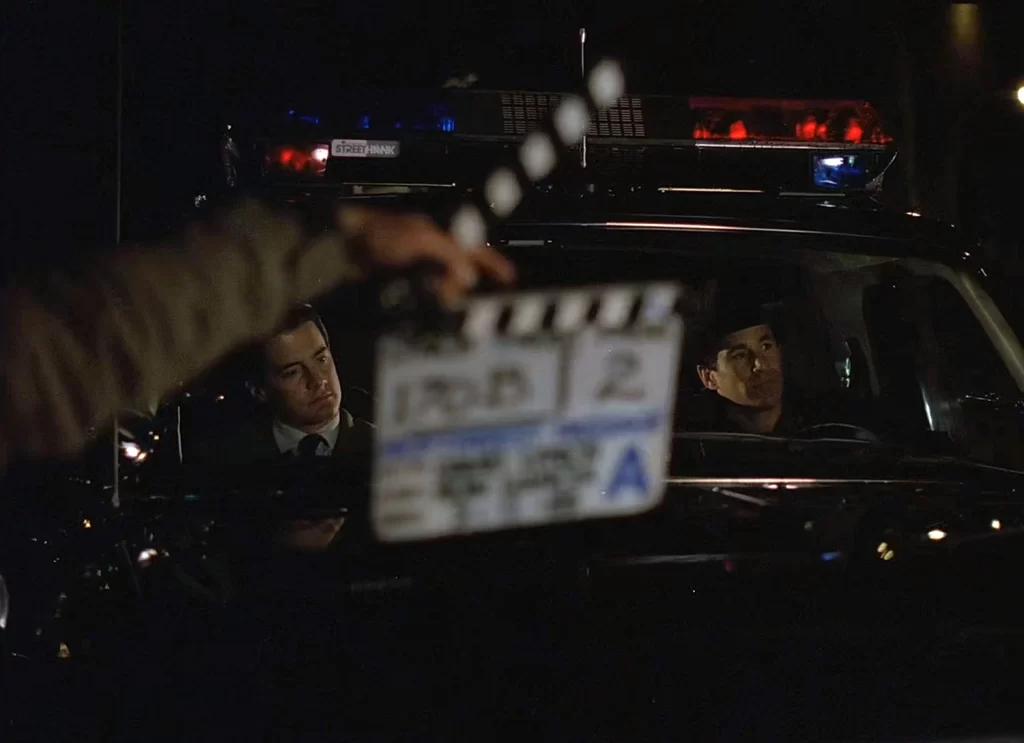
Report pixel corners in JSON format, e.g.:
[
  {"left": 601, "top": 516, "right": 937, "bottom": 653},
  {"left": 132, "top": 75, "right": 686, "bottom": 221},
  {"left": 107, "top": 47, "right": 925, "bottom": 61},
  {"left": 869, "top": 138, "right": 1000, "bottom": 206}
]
[
  {"left": 160, "top": 230, "right": 1024, "bottom": 472},
  {"left": 498, "top": 235, "right": 1023, "bottom": 466}
]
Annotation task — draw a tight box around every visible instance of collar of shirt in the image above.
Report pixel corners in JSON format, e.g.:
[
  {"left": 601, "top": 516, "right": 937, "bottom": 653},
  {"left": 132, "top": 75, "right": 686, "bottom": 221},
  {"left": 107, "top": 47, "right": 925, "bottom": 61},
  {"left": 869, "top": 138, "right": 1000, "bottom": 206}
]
[{"left": 272, "top": 411, "right": 352, "bottom": 455}]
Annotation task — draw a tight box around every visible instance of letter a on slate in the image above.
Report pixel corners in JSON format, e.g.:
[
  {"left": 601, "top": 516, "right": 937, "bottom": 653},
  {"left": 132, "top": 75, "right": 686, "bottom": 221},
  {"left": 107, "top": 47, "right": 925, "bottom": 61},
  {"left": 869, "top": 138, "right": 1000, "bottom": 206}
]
[{"left": 606, "top": 446, "right": 649, "bottom": 500}]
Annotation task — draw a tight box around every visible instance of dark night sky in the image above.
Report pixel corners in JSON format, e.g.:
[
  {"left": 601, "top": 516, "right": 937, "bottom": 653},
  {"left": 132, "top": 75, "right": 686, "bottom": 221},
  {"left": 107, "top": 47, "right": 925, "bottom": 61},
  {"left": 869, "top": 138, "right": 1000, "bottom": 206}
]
[{"left": 1, "top": 1, "right": 1022, "bottom": 274}]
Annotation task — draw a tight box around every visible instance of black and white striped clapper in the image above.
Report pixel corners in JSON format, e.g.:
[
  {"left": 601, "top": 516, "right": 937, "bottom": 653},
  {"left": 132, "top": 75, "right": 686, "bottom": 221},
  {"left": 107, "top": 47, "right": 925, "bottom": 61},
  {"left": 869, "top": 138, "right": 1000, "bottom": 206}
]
[
  {"left": 455, "top": 282, "right": 681, "bottom": 342},
  {"left": 448, "top": 59, "right": 626, "bottom": 250}
]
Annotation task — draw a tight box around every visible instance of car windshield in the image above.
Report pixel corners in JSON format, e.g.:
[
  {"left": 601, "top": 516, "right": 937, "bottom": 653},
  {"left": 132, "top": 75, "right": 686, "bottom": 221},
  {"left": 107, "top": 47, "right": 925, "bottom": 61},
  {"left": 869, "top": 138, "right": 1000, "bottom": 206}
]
[
  {"left": 491, "top": 229, "right": 1024, "bottom": 470},
  {"left": 157, "top": 222, "right": 1024, "bottom": 479}
]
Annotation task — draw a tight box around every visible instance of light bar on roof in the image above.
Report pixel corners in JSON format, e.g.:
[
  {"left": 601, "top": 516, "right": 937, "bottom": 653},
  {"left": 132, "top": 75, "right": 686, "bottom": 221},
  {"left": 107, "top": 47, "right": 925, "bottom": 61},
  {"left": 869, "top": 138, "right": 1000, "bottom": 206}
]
[{"left": 256, "top": 89, "right": 896, "bottom": 195}]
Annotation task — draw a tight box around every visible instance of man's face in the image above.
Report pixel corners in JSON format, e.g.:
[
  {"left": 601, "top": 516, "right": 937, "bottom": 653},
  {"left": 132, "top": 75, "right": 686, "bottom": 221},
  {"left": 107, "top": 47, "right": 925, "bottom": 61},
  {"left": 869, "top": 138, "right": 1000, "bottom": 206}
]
[
  {"left": 698, "top": 323, "right": 784, "bottom": 410},
  {"left": 260, "top": 321, "right": 342, "bottom": 430}
]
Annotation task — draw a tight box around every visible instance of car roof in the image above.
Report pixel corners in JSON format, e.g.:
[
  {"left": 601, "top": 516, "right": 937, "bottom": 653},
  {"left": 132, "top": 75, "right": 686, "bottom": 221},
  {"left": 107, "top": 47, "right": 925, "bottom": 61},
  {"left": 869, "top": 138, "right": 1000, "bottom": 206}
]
[{"left": 267, "top": 186, "right": 972, "bottom": 267}]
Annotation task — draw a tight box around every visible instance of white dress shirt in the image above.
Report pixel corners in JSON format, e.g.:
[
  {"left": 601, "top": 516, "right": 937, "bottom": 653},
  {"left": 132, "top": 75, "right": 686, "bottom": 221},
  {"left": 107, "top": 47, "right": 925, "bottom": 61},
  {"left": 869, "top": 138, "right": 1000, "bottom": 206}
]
[{"left": 272, "top": 412, "right": 346, "bottom": 456}]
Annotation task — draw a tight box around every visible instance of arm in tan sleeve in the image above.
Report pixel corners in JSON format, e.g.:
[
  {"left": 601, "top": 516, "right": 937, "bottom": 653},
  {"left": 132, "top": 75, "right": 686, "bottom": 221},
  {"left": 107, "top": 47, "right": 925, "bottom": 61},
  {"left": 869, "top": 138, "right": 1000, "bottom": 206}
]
[{"left": 0, "top": 198, "right": 365, "bottom": 466}]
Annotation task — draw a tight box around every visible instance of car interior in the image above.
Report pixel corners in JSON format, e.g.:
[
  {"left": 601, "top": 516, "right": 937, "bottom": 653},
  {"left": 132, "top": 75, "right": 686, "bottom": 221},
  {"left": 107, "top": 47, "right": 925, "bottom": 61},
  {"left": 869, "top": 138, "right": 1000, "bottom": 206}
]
[{"left": 115, "top": 233, "right": 1023, "bottom": 475}]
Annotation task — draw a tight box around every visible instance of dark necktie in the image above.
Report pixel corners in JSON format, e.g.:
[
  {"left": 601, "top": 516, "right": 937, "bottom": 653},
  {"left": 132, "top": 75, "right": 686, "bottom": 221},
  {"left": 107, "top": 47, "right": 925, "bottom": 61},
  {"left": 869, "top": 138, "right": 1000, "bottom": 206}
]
[{"left": 297, "top": 433, "right": 328, "bottom": 459}]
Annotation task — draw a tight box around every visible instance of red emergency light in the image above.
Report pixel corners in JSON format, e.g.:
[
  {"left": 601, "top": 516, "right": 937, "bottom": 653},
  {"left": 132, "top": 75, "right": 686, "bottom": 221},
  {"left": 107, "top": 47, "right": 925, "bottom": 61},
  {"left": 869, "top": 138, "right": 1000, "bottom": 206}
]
[
  {"left": 689, "top": 97, "right": 892, "bottom": 146},
  {"left": 265, "top": 143, "right": 330, "bottom": 176}
]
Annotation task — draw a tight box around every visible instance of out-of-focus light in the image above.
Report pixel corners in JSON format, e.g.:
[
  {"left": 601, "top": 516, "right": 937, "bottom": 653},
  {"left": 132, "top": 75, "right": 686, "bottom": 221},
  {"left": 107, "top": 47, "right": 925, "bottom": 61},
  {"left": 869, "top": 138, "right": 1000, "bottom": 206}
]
[
  {"left": 877, "top": 541, "right": 888, "bottom": 554},
  {"left": 82, "top": 519, "right": 92, "bottom": 529},
  {"left": 216, "top": 395, "right": 226, "bottom": 402},
  {"left": 882, "top": 549, "right": 895, "bottom": 561},
  {"left": 122, "top": 442, "right": 141, "bottom": 460},
  {"left": 906, "top": 211, "right": 922, "bottom": 217},
  {"left": 927, "top": 528, "right": 948, "bottom": 541},
  {"left": 763, "top": 483, "right": 779, "bottom": 490},
  {"left": 951, "top": 4, "right": 981, "bottom": 48},
  {"left": 844, "top": 119, "right": 864, "bottom": 142},
  {"left": 796, "top": 116, "right": 817, "bottom": 140},
  {"left": 821, "top": 157, "right": 845, "bottom": 168},
  {"left": 991, "top": 519, "right": 1002, "bottom": 530},
  {"left": 137, "top": 548, "right": 159, "bottom": 567},
  {"left": 1016, "top": 86, "right": 1024, "bottom": 107},
  {"left": 0, "top": 573, "right": 8, "bottom": 630},
  {"left": 312, "top": 146, "right": 329, "bottom": 163},
  {"left": 728, "top": 120, "right": 747, "bottom": 139}
]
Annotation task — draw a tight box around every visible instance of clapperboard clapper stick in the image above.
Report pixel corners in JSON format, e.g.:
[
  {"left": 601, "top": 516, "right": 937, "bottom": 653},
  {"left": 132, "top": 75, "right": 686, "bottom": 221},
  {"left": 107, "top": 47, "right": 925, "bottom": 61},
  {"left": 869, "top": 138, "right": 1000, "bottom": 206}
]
[
  {"left": 448, "top": 58, "right": 626, "bottom": 250},
  {"left": 378, "top": 59, "right": 627, "bottom": 334}
]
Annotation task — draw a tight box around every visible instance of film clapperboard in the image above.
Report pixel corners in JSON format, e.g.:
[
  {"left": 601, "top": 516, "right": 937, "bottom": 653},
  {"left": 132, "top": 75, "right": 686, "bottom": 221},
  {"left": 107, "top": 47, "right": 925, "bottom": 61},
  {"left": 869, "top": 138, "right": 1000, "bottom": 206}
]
[{"left": 371, "top": 61, "right": 684, "bottom": 541}]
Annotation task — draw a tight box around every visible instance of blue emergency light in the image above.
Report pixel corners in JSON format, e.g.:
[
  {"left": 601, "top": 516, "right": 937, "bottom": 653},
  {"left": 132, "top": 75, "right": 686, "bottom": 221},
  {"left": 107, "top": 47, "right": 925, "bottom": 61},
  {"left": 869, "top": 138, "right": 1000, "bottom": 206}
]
[{"left": 812, "top": 154, "right": 873, "bottom": 190}]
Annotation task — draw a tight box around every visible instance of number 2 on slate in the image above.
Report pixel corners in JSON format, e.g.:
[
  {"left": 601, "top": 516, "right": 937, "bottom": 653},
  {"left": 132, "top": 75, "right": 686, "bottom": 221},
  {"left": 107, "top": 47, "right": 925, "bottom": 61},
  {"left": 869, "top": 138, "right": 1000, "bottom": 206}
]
[{"left": 597, "top": 349, "right": 644, "bottom": 401}]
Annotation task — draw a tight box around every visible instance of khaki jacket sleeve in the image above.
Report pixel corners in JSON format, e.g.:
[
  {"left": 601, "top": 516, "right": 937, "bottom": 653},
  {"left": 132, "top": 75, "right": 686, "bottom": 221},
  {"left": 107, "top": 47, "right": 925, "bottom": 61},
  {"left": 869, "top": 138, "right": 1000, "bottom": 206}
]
[{"left": 1, "top": 199, "right": 364, "bottom": 466}]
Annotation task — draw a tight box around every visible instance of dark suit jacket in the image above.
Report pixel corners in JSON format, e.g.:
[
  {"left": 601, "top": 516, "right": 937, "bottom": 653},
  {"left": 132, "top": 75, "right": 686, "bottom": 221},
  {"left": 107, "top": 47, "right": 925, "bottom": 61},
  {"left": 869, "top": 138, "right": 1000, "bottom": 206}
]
[
  {"left": 679, "top": 390, "right": 818, "bottom": 435},
  {"left": 191, "top": 408, "right": 374, "bottom": 468},
  {"left": 187, "top": 408, "right": 375, "bottom": 515}
]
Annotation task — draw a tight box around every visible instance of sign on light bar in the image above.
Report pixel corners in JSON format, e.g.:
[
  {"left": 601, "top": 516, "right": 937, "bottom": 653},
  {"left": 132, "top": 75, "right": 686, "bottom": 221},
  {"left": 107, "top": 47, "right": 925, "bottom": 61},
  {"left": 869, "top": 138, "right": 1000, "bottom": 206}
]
[{"left": 331, "top": 139, "right": 401, "bottom": 158}]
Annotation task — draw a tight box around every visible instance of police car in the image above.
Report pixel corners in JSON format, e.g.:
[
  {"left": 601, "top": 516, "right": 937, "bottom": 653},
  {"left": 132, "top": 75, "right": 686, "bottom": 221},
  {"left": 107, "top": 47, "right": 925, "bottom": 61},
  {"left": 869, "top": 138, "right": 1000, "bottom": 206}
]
[
  {"left": 8, "top": 79, "right": 1024, "bottom": 742},
  {"left": 205, "top": 83, "right": 1024, "bottom": 527}
]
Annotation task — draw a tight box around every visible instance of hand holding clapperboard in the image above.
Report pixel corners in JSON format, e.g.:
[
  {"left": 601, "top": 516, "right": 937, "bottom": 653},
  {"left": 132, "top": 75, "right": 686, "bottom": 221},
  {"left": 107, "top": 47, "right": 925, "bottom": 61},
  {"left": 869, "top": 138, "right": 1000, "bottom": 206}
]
[{"left": 370, "top": 60, "right": 684, "bottom": 542}]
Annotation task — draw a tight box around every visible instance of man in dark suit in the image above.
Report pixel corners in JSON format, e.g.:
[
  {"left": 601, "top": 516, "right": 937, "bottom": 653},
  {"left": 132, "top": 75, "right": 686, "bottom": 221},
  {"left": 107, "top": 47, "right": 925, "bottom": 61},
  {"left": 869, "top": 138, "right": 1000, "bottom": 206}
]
[
  {"left": 240, "top": 304, "right": 373, "bottom": 461},
  {"left": 210, "top": 304, "right": 375, "bottom": 551}
]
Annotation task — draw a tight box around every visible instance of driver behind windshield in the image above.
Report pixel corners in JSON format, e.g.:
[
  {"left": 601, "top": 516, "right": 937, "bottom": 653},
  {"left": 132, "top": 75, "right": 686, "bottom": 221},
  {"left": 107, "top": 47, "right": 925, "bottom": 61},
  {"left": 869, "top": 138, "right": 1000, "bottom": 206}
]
[{"left": 688, "top": 296, "right": 808, "bottom": 435}]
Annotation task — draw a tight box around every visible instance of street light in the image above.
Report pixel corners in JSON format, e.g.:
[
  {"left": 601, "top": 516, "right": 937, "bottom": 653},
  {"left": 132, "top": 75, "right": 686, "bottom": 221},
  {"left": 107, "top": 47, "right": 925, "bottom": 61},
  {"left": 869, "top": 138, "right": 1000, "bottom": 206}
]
[{"left": 1017, "top": 85, "right": 1024, "bottom": 107}]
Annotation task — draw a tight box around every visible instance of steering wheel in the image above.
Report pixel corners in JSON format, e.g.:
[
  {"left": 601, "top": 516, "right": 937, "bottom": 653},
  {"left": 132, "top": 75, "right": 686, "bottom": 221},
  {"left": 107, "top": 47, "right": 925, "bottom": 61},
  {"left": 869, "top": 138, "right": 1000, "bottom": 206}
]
[{"left": 794, "top": 422, "right": 882, "bottom": 444}]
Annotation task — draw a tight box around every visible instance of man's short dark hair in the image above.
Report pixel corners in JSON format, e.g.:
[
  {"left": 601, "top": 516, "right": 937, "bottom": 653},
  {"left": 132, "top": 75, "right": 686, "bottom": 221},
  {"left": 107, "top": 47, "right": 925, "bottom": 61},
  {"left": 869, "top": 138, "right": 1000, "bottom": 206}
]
[{"left": 243, "top": 304, "right": 330, "bottom": 388}]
